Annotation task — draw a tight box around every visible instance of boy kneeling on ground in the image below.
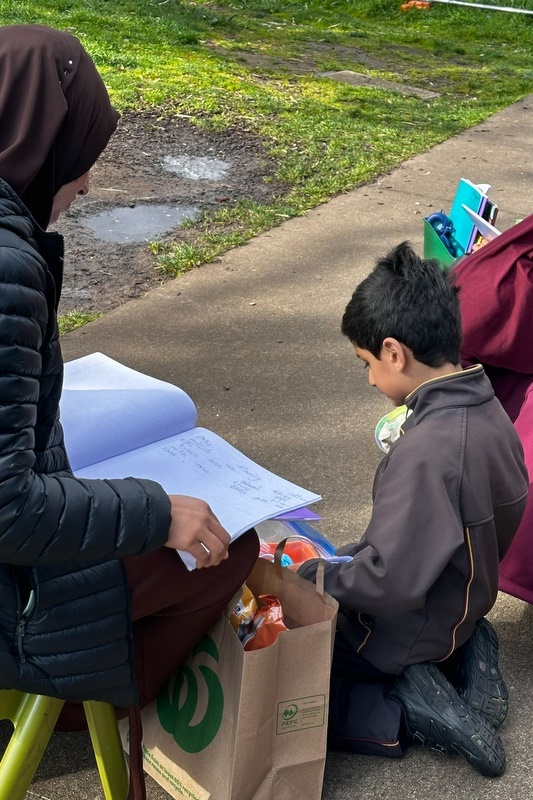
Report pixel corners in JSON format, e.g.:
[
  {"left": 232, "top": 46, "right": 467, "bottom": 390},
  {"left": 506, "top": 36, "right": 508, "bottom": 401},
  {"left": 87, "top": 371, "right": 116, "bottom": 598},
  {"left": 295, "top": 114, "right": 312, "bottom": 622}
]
[{"left": 298, "top": 242, "right": 528, "bottom": 777}]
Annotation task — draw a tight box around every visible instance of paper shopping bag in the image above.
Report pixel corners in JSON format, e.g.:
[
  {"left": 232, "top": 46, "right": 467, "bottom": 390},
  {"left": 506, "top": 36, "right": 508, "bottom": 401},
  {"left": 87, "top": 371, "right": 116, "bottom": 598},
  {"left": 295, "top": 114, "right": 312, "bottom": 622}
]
[{"left": 121, "top": 556, "right": 338, "bottom": 800}]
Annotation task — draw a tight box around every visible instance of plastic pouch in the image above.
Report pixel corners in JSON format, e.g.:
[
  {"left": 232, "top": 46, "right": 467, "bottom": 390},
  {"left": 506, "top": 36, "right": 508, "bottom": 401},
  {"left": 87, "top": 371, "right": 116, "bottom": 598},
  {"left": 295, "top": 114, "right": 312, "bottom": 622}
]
[
  {"left": 259, "top": 539, "right": 295, "bottom": 566},
  {"left": 229, "top": 584, "right": 258, "bottom": 644},
  {"left": 375, "top": 405, "right": 412, "bottom": 453},
  {"left": 243, "top": 593, "right": 288, "bottom": 651},
  {"left": 256, "top": 519, "right": 336, "bottom": 560}
]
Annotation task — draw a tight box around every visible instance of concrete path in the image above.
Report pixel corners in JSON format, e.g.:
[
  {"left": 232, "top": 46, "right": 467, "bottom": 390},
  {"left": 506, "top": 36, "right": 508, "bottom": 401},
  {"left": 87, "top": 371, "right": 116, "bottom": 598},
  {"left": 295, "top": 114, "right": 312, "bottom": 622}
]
[{"left": 8, "top": 94, "right": 533, "bottom": 799}]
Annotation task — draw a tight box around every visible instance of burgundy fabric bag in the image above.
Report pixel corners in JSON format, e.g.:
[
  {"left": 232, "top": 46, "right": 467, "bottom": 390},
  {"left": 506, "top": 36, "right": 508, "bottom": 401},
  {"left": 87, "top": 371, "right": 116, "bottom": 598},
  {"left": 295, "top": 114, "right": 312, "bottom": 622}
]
[
  {"left": 453, "top": 214, "right": 533, "bottom": 604},
  {"left": 499, "top": 385, "right": 533, "bottom": 605},
  {"left": 453, "top": 213, "right": 533, "bottom": 375}
]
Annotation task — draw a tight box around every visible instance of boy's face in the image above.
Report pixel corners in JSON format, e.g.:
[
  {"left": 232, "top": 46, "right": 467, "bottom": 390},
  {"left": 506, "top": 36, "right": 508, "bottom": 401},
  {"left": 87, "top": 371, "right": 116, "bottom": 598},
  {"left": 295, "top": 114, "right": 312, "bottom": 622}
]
[{"left": 354, "top": 343, "right": 408, "bottom": 407}]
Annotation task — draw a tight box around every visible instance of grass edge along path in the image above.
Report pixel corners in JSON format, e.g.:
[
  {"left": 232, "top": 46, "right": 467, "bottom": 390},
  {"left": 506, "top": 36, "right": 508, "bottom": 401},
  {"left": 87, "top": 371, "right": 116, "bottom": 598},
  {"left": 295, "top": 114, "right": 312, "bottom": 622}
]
[{"left": 3, "top": 0, "right": 533, "bottom": 315}]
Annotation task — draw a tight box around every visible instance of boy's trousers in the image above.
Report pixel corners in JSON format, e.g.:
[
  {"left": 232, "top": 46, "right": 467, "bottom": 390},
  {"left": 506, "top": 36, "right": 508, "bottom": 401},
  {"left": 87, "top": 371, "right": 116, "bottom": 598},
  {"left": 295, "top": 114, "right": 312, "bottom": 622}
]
[{"left": 328, "top": 610, "right": 407, "bottom": 758}]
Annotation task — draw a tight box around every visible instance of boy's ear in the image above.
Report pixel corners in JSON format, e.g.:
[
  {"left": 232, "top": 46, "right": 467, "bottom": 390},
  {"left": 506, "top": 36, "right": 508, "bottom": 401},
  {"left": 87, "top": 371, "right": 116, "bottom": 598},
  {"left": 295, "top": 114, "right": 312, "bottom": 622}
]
[{"left": 382, "top": 337, "right": 408, "bottom": 371}]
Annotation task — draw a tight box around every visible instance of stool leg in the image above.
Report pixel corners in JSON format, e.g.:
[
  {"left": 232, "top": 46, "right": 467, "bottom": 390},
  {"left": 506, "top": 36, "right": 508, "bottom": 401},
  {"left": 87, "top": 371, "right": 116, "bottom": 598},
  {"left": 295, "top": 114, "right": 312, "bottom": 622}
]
[
  {"left": 83, "top": 701, "right": 129, "bottom": 800},
  {"left": 0, "top": 694, "right": 64, "bottom": 800},
  {"left": 0, "top": 689, "right": 26, "bottom": 720}
]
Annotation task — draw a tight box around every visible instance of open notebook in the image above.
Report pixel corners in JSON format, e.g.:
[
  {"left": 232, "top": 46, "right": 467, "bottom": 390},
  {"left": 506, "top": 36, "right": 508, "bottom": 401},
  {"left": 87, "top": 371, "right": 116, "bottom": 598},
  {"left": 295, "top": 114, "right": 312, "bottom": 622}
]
[{"left": 60, "top": 353, "right": 321, "bottom": 568}]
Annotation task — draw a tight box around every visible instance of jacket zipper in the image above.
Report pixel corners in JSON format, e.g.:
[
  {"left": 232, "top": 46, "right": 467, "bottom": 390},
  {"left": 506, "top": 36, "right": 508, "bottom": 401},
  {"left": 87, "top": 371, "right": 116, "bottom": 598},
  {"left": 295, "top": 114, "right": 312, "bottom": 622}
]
[
  {"left": 17, "top": 618, "right": 27, "bottom": 663},
  {"left": 17, "top": 589, "right": 35, "bottom": 664}
]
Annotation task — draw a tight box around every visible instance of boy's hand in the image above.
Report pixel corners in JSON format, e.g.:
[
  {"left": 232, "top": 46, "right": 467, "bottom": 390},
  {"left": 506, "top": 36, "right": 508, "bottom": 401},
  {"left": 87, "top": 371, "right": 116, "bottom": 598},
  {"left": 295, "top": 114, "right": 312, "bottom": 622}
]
[
  {"left": 288, "top": 555, "right": 352, "bottom": 572},
  {"left": 165, "top": 495, "right": 230, "bottom": 568},
  {"left": 287, "top": 562, "right": 307, "bottom": 572}
]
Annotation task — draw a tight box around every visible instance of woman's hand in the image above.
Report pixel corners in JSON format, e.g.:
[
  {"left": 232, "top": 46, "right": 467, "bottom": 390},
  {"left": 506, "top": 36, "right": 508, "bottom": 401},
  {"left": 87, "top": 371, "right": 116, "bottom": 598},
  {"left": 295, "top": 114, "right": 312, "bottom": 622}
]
[{"left": 165, "top": 495, "right": 231, "bottom": 568}]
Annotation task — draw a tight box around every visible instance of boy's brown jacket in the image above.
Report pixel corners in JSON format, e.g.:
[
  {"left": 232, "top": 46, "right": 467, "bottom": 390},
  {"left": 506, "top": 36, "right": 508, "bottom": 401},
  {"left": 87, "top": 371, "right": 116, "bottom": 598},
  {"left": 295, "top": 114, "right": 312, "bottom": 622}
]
[{"left": 299, "top": 366, "right": 528, "bottom": 674}]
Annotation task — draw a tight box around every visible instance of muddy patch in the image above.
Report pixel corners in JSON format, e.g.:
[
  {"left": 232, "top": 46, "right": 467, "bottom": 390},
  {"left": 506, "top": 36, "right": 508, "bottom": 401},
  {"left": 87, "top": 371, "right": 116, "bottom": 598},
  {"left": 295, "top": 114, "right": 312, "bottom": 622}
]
[{"left": 55, "top": 112, "right": 285, "bottom": 315}]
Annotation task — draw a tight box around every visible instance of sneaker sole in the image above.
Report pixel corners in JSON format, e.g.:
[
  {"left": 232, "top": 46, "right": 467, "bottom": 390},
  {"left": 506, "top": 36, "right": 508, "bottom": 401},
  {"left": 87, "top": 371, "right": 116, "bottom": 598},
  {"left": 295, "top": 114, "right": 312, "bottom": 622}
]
[
  {"left": 390, "top": 663, "right": 506, "bottom": 777},
  {"left": 456, "top": 619, "right": 509, "bottom": 729}
]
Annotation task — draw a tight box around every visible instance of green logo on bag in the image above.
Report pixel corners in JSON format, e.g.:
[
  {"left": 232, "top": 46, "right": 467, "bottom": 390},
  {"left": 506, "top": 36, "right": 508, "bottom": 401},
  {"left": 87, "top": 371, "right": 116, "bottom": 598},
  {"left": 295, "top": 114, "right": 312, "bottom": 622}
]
[
  {"left": 282, "top": 704, "right": 299, "bottom": 720},
  {"left": 157, "top": 634, "right": 224, "bottom": 753}
]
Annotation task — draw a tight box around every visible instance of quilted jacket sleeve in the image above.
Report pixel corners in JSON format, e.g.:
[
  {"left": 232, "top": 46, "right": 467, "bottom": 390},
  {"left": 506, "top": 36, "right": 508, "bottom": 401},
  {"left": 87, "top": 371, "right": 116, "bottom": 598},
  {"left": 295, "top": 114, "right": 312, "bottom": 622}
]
[{"left": 0, "top": 209, "right": 171, "bottom": 565}]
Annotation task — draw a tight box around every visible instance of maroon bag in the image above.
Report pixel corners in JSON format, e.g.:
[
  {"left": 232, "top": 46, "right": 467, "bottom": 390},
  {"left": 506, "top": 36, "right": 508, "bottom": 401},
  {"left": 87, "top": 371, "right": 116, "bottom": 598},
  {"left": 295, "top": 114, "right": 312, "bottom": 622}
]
[
  {"left": 453, "top": 215, "right": 533, "bottom": 605},
  {"left": 453, "top": 213, "right": 533, "bottom": 375},
  {"left": 499, "top": 385, "right": 533, "bottom": 605}
]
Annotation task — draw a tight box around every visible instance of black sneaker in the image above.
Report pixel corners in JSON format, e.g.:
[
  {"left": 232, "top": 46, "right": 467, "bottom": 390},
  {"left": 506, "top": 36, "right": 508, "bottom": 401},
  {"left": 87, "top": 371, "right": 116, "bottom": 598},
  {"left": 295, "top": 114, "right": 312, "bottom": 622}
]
[
  {"left": 388, "top": 662, "right": 505, "bottom": 777},
  {"left": 452, "top": 618, "right": 509, "bottom": 729}
]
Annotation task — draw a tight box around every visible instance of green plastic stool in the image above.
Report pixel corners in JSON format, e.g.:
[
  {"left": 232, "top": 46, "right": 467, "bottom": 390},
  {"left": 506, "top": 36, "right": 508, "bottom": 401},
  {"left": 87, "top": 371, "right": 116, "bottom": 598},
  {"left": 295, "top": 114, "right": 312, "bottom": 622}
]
[{"left": 0, "top": 689, "right": 130, "bottom": 800}]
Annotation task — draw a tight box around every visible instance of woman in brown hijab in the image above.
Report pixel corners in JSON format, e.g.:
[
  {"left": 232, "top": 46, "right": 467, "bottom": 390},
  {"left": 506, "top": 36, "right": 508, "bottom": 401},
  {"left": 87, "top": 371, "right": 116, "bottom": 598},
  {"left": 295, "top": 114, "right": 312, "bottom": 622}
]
[
  {"left": 0, "top": 24, "right": 258, "bottom": 797},
  {"left": 0, "top": 24, "right": 119, "bottom": 228}
]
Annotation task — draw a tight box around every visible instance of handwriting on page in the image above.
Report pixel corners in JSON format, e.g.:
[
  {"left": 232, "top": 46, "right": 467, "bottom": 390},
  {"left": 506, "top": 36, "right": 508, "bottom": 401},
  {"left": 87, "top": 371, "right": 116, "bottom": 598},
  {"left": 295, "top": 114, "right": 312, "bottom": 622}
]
[
  {"left": 64, "top": 355, "right": 321, "bottom": 571},
  {"left": 162, "top": 434, "right": 303, "bottom": 507}
]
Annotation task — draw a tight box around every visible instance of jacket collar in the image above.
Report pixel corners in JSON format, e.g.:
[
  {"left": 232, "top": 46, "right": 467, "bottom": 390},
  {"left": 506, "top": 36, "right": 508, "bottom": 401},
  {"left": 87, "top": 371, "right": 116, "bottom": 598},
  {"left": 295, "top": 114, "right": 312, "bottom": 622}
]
[
  {"left": 0, "top": 177, "right": 64, "bottom": 305},
  {"left": 403, "top": 365, "right": 493, "bottom": 429}
]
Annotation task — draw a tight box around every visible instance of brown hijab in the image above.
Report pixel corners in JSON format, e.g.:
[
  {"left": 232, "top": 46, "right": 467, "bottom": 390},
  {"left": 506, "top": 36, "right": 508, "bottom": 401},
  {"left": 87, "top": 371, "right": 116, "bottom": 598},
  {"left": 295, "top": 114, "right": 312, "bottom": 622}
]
[{"left": 0, "top": 24, "right": 119, "bottom": 228}]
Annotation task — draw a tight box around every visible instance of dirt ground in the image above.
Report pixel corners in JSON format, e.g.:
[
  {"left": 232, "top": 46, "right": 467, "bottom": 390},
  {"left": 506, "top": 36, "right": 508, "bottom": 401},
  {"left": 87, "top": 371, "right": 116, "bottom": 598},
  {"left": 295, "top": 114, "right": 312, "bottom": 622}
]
[{"left": 55, "top": 112, "right": 284, "bottom": 315}]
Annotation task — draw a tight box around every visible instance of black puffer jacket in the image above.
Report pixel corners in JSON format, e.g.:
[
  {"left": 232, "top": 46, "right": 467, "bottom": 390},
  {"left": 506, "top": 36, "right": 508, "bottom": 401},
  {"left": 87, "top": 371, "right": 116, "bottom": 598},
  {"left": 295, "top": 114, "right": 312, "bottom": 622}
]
[{"left": 0, "top": 179, "right": 171, "bottom": 706}]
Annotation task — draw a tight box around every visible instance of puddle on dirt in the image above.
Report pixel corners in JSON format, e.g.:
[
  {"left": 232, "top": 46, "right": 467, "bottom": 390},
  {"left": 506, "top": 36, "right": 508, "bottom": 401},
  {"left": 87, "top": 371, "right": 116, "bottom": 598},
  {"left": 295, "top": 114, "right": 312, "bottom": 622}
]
[
  {"left": 83, "top": 204, "right": 201, "bottom": 243},
  {"left": 162, "top": 154, "right": 231, "bottom": 181}
]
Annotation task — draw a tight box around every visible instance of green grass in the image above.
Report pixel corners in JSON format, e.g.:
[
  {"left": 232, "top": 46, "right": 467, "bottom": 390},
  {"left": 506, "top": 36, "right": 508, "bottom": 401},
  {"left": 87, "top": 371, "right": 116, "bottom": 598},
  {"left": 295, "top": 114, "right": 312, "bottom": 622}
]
[
  {"left": 58, "top": 311, "right": 101, "bottom": 334},
  {"left": 3, "top": 0, "right": 533, "bottom": 287}
]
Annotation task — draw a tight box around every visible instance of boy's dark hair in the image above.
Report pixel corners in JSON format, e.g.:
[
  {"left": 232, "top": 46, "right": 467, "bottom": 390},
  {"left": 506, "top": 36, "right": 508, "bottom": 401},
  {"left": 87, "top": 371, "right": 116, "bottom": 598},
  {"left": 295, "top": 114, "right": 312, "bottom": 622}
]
[{"left": 341, "top": 241, "right": 461, "bottom": 367}]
